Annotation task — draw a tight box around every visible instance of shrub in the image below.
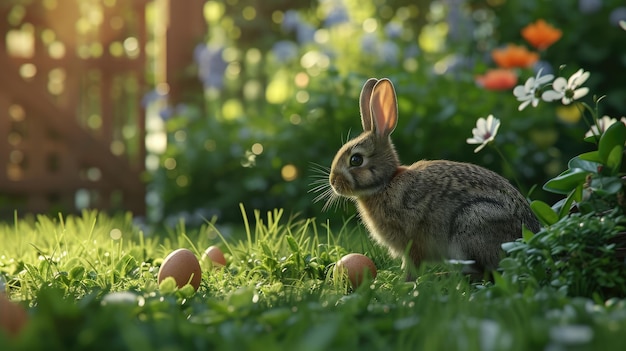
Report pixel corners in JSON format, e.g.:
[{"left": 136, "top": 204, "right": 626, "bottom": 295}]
[{"left": 500, "top": 212, "right": 626, "bottom": 298}]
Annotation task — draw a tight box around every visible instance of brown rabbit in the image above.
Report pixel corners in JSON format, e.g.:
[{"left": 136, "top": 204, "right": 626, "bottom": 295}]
[{"left": 327, "top": 78, "right": 541, "bottom": 277}]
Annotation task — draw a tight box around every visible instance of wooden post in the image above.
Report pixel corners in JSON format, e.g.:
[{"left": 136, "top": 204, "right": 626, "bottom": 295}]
[{"left": 165, "top": 0, "right": 207, "bottom": 104}]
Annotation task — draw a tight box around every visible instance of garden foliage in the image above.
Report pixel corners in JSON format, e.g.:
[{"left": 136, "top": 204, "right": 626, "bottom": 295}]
[
  {"left": 500, "top": 212, "right": 626, "bottom": 298},
  {"left": 147, "top": 0, "right": 625, "bottom": 224}
]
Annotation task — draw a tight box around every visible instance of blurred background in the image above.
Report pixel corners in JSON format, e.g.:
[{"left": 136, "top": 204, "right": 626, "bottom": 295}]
[{"left": 1, "top": 0, "right": 625, "bottom": 226}]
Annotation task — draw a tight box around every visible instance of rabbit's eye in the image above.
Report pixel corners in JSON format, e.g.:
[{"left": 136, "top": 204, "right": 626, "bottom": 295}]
[{"left": 349, "top": 154, "right": 363, "bottom": 167}]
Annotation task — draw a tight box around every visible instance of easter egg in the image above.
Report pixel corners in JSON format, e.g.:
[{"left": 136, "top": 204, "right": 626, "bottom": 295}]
[
  {"left": 335, "top": 253, "right": 377, "bottom": 288},
  {"left": 201, "top": 245, "right": 227, "bottom": 268},
  {"left": 0, "top": 294, "right": 27, "bottom": 338},
  {"left": 158, "top": 249, "right": 202, "bottom": 291}
]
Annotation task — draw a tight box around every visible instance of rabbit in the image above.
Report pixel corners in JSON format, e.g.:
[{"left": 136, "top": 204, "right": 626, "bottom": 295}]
[{"left": 325, "top": 78, "right": 541, "bottom": 278}]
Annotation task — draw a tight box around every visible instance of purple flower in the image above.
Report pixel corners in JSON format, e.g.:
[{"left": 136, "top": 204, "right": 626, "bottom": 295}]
[
  {"left": 141, "top": 88, "right": 167, "bottom": 108},
  {"left": 446, "top": 0, "right": 473, "bottom": 41},
  {"left": 610, "top": 7, "right": 626, "bottom": 26},
  {"left": 158, "top": 104, "right": 189, "bottom": 121},
  {"left": 533, "top": 60, "right": 554, "bottom": 76},
  {"left": 281, "top": 10, "right": 315, "bottom": 44},
  {"left": 578, "top": 0, "right": 602, "bottom": 14},
  {"left": 324, "top": 6, "right": 350, "bottom": 27},
  {"left": 282, "top": 10, "right": 301, "bottom": 32},
  {"left": 319, "top": 0, "right": 350, "bottom": 27},
  {"left": 272, "top": 41, "right": 299, "bottom": 63},
  {"left": 159, "top": 106, "right": 174, "bottom": 121},
  {"left": 296, "top": 23, "right": 316, "bottom": 44},
  {"left": 194, "top": 44, "right": 227, "bottom": 90},
  {"left": 360, "top": 33, "right": 378, "bottom": 55},
  {"left": 384, "top": 22, "right": 403, "bottom": 39},
  {"left": 380, "top": 41, "right": 400, "bottom": 64},
  {"left": 404, "top": 43, "right": 420, "bottom": 60}
]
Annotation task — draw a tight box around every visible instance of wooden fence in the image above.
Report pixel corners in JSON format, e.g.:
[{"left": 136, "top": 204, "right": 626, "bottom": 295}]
[{"left": 0, "top": 0, "right": 206, "bottom": 217}]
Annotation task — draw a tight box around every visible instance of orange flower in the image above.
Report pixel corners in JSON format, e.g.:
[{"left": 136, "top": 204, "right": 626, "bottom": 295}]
[
  {"left": 475, "top": 69, "right": 518, "bottom": 91},
  {"left": 521, "top": 19, "right": 562, "bottom": 50},
  {"left": 491, "top": 44, "right": 539, "bottom": 69}
]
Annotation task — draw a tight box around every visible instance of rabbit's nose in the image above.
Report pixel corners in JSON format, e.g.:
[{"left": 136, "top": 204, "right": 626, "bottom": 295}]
[
  {"left": 329, "top": 173, "right": 339, "bottom": 190},
  {"left": 329, "top": 172, "right": 347, "bottom": 194}
]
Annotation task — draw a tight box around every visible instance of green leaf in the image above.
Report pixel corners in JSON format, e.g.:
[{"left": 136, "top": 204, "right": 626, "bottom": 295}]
[
  {"left": 522, "top": 225, "right": 536, "bottom": 242},
  {"left": 578, "top": 151, "right": 603, "bottom": 163},
  {"left": 606, "top": 145, "right": 623, "bottom": 174},
  {"left": 178, "top": 283, "right": 197, "bottom": 298},
  {"left": 568, "top": 156, "right": 601, "bottom": 173},
  {"left": 530, "top": 200, "right": 559, "bottom": 226},
  {"left": 599, "top": 122, "right": 626, "bottom": 163},
  {"left": 227, "top": 286, "right": 256, "bottom": 309},
  {"left": 69, "top": 266, "right": 85, "bottom": 281},
  {"left": 491, "top": 271, "right": 509, "bottom": 292},
  {"left": 583, "top": 134, "right": 600, "bottom": 143},
  {"left": 260, "top": 241, "right": 273, "bottom": 257},
  {"left": 501, "top": 241, "right": 518, "bottom": 253},
  {"left": 158, "top": 276, "right": 178, "bottom": 294},
  {"left": 285, "top": 234, "right": 300, "bottom": 253},
  {"left": 590, "top": 176, "right": 623, "bottom": 195},
  {"left": 499, "top": 257, "right": 520, "bottom": 270},
  {"left": 258, "top": 307, "right": 293, "bottom": 326},
  {"left": 543, "top": 169, "right": 589, "bottom": 194},
  {"left": 558, "top": 186, "right": 582, "bottom": 219}
]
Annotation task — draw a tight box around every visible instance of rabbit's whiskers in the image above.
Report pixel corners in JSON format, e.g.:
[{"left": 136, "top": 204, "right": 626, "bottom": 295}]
[{"left": 308, "top": 162, "right": 348, "bottom": 212}]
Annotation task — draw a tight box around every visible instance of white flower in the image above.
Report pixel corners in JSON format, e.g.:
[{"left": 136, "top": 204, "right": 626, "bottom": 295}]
[
  {"left": 466, "top": 114, "right": 501, "bottom": 153},
  {"left": 585, "top": 115, "right": 626, "bottom": 138},
  {"left": 513, "top": 68, "right": 554, "bottom": 111},
  {"left": 542, "top": 68, "right": 590, "bottom": 105}
]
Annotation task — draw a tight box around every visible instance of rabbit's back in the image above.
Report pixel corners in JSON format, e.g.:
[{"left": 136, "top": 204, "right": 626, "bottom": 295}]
[{"left": 357, "top": 159, "right": 540, "bottom": 271}]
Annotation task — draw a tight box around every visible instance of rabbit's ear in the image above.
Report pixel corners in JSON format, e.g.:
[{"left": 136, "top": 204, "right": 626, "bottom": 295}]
[
  {"left": 359, "top": 78, "right": 378, "bottom": 131},
  {"left": 370, "top": 78, "right": 398, "bottom": 138}
]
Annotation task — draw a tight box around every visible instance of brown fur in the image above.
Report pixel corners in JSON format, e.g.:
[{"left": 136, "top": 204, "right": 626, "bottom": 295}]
[{"left": 329, "top": 78, "right": 541, "bottom": 276}]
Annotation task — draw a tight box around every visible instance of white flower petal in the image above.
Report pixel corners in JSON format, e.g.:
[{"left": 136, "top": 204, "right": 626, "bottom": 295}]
[
  {"left": 474, "top": 142, "right": 487, "bottom": 153},
  {"left": 568, "top": 69, "right": 590, "bottom": 88},
  {"left": 478, "top": 118, "right": 489, "bottom": 135},
  {"left": 485, "top": 114, "right": 494, "bottom": 126},
  {"left": 572, "top": 87, "right": 589, "bottom": 100},
  {"left": 518, "top": 99, "right": 532, "bottom": 111},
  {"left": 536, "top": 74, "right": 554, "bottom": 85},
  {"left": 513, "top": 85, "right": 528, "bottom": 98},
  {"left": 524, "top": 77, "right": 535, "bottom": 91},
  {"left": 598, "top": 116, "right": 617, "bottom": 131},
  {"left": 489, "top": 116, "right": 501, "bottom": 135},
  {"left": 542, "top": 90, "right": 564, "bottom": 101},
  {"left": 552, "top": 77, "right": 568, "bottom": 92},
  {"left": 531, "top": 98, "right": 540, "bottom": 107},
  {"left": 471, "top": 127, "right": 482, "bottom": 140},
  {"left": 585, "top": 126, "right": 600, "bottom": 138},
  {"left": 574, "top": 71, "right": 590, "bottom": 87},
  {"left": 568, "top": 69, "right": 583, "bottom": 86}
]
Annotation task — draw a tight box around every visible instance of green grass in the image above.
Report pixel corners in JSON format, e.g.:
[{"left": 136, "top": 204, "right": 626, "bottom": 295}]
[{"left": 1, "top": 208, "right": 626, "bottom": 350}]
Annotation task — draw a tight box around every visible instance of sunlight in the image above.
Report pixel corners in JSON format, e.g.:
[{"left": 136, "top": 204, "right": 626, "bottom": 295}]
[{"left": 265, "top": 71, "right": 290, "bottom": 104}]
